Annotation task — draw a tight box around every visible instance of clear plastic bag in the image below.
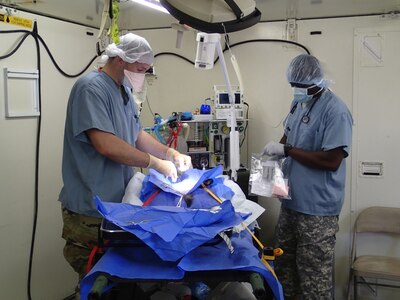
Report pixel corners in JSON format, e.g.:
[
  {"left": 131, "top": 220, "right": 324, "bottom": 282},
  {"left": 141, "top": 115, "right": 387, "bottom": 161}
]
[{"left": 249, "top": 153, "right": 290, "bottom": 199}]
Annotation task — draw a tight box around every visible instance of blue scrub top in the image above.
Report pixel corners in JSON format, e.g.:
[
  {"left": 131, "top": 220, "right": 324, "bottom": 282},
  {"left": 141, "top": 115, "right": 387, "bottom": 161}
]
[
  {"left": 282, "top": 89, "right": 353, "bottom": 216},
  {"left": 59, "top": 70, "right": 142, "bottom": 217}
]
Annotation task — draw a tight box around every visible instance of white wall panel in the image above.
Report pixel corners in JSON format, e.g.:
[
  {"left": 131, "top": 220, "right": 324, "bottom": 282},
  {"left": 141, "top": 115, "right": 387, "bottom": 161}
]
[
  {"left": 352, "top": 25, "right": 400, "bottom": 300},
  {"left": 0, "top": 8, "right": 99, "bottom": 299}
]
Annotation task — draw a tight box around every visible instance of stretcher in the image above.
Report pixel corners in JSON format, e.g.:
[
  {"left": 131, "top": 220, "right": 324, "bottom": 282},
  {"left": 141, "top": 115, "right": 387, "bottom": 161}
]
[
  {"left": 80, "top": 221, "right": 283, "bottom": 299},
  {"left": 79, "top": 167, "right": 284, "bottom": 299}
]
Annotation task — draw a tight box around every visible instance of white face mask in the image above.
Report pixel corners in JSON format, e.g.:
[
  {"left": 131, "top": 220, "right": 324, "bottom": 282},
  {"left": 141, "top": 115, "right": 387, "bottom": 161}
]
[
  {"left": 124, "top": 70, "right": 146, "bottom": 93},
  {"left": 123, "top": 70, "right": 148, "bottom": 106}
]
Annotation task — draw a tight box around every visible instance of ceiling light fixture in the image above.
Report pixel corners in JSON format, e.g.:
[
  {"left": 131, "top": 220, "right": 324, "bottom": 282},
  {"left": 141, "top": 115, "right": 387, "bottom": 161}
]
[
  {"left": 160, "top": 0, "right": 261, "bottom": 33},
  {"left": 130, "top": 0, "right": 169, "bottom": 14}
]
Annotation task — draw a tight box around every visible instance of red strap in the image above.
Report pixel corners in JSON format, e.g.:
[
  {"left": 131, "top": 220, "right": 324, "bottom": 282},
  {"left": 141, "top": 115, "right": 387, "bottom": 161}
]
[
  {"left": 142, "top": 189, "right": 161, "bottom": 206},
  {"left": 166, "top": 131, "right": 173, "bottom": 146},
  {"left": 86, "top": 240, "right": 109, "bottom": 274},
  {"left": 86, "top": 246, "right": 99, "bottom": 274},
  {"left": 86, "top": 189, "right": 161, "bottom": 273}
]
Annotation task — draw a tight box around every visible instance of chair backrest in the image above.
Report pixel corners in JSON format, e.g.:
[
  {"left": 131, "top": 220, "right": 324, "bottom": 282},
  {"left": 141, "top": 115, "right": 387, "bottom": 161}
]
[{"left": 355, "top": 206, "right": 400, "bottom": 234}]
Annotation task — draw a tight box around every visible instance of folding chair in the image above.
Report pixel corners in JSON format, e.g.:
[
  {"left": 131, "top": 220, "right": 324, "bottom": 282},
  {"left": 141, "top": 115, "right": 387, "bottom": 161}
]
[{"left": 349, "top": 206, "right": 400, "bottom": 299}]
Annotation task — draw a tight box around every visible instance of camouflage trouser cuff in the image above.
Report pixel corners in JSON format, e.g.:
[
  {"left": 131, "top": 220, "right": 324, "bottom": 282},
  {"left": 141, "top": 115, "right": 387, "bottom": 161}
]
[{"left": 61, "top": 205, "right": 102, "bottom": 279}]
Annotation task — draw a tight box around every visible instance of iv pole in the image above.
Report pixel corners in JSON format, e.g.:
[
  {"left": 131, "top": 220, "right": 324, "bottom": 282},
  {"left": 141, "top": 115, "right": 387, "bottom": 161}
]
[{"left": 195, "top": 32, "right": 240, "bottom": 181}]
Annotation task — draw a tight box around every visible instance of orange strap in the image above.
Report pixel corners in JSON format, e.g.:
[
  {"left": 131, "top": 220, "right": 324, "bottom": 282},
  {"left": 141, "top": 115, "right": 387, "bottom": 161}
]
[{"left": 201, "top": 182, "right": 279, "bottom": 279}]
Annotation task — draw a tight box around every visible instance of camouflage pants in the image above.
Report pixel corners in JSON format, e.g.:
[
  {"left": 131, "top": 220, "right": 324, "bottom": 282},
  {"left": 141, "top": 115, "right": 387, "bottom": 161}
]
[
  {"left": 274, "top": 206, "right": 339, "bottom": 300},
  {"left": 61, "top": 206, "right": 102, "bottom": 281}
]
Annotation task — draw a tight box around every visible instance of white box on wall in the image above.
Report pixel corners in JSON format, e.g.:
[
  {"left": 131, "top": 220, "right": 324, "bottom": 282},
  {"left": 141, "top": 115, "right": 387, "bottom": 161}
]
[{"left": 3, "top": 68, "right": 40, "bottom": 118}]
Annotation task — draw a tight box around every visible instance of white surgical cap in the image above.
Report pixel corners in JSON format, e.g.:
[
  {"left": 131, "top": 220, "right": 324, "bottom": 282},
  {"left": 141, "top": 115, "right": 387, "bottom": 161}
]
[
  {"left": 287, "top": 54, "right": 324, "bottom": 86},
  {"left": 103, "top": 33, "right": 154, "bottom": 65}
]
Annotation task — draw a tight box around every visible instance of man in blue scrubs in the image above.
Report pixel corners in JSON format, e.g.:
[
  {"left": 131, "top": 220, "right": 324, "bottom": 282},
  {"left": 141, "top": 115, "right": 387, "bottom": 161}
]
[
  {"left": 59, "top": 33, "right": 191, "bottom": 290},
  {"left": 263, "top": 54, "right": 353, "bottom": 300}
]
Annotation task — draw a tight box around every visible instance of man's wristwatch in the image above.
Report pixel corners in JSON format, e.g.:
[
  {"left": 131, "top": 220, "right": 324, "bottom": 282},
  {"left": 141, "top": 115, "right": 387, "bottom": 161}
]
[{"left": 284, "top": 143, "right": 293, "bottom": 157}]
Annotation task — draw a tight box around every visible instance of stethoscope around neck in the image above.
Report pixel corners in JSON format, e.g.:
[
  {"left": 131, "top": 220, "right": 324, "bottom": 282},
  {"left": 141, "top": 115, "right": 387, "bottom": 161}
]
[
  {"left": 290, "top": 91, "right": 322, "bottom": 124},
  {"left": 301, "top": 98, "right": 318, "bottom": 124}
]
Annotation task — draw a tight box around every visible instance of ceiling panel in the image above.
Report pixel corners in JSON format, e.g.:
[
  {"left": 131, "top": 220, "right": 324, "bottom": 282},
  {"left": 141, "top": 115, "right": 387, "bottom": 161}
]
[
  {"left": 1, "top": 0, "right": 399, "bottom": 30},
  {"left": 0, "top": 0, "right": 104, "bottom": 28}
]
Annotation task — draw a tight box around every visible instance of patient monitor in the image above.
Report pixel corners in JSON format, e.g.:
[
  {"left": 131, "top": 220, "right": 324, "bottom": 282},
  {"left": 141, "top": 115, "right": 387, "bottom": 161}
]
[{"left": 214, "top": 85, "right": 244, "bottom": 120}]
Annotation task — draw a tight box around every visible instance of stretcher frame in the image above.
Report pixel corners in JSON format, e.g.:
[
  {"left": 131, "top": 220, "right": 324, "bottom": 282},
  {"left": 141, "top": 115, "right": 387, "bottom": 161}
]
[{"left": 85, "top": 219, "right": 274, "bottom": 300}]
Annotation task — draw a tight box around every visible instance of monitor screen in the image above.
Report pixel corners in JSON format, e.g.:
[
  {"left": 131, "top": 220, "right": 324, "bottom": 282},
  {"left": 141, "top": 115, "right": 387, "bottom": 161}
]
[{"left": 218, "top": 92, "right": 241, "bottom": 104}]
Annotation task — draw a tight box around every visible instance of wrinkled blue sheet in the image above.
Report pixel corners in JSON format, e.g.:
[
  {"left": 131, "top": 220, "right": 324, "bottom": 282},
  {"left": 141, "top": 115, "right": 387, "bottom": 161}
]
[
  {"left": 96, "top": 197, "right": 246, "bottom": 261},
  {"left": 80, "top": 231, "right": 284, "bottom": 300},
  {"left": 145, "top": 165, "right": 224, "bottom": 195},
  {"left": 140, "top": 165, "right": 234, "bottom": 208}
]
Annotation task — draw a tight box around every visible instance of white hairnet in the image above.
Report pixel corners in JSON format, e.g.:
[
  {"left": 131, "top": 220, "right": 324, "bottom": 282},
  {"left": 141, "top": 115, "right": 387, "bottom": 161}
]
[
  {"left": 103, "top": 33, "right": 154, "bottom": 64},
  {"left": 287, "top": 54, "right": 324, "bottom": 86}
]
